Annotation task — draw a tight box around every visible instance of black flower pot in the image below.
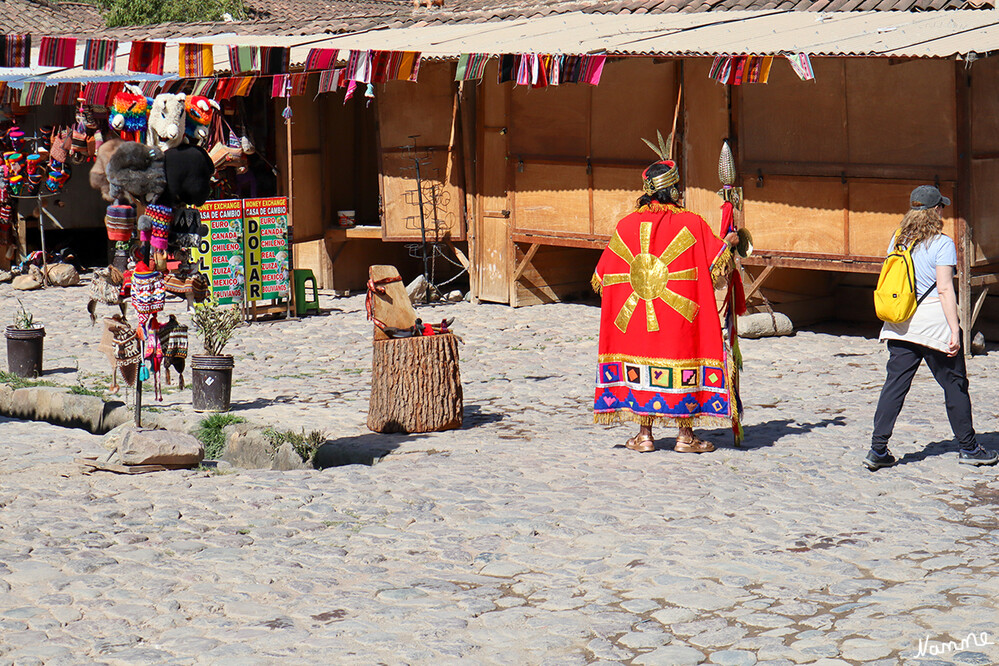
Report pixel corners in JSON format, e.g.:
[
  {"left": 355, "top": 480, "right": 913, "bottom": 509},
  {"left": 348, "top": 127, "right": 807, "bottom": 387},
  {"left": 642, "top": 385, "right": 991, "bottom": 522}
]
[
  {"left": 191, "top": 354, "right": 234, "bottom": 412},
  {"left": 5, "top": 326, "right": 45, "bottom": 378}
]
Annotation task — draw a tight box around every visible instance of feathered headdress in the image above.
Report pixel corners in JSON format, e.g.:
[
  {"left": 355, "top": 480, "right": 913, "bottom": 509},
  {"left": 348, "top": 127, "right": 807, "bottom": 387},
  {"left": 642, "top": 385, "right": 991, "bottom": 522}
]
[{"left": 640, "top": 130, "right": 680, "bottom": 200}]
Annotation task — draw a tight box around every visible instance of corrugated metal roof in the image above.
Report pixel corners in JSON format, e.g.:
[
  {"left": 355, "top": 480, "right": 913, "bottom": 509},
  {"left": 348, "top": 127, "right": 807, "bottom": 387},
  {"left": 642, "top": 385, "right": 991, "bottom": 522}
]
[{"left": 5, "top": 8, "right": 998, "bottom": 84}]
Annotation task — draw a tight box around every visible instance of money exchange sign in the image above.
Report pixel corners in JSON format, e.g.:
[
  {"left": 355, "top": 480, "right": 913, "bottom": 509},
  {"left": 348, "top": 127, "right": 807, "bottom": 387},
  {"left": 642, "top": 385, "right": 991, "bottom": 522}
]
[
  {"left": 243, "top": 197, "right": 290, "bottom": 304},
  {"left": 192, "top": 200, "right": 245, "bottom": 305}
]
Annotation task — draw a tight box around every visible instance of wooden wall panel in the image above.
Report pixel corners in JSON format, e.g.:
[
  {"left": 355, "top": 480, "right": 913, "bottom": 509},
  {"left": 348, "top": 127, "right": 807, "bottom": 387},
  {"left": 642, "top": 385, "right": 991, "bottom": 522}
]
[
  {"left": 592, "top": 166, "right": 637, "bottom": 237},
  {"left": 509, "top": 84, "right": 589, "bottom": 156},
  {"left": 849, "top": 180, "right": 956, "bottom": 258},
  {"left": 742, "top": 176, "right": 845, "bottom": 254},
  {"left": 684, "top": 58, "right": 730, "bottom": 232},
  {"left": 292, "top": 153, "right": 324, "bottom": 239},
  {"left": 971, "top": 55, "right": 999, "bottom": 154},
  {"left": 513, "top": 164, "right": 589, "bottom": 234},
  {"left": 380, "top": 151, "right": 463, "bottom": 240},
  {"left": 591, "top": 59, "right": 676, "bottom": 161},
  {"left": 476, "top": 75, "right": 512, "bottom": 304},
  {"left": 378, "top": 61, "right": 456, "bottom": 149},
  {"left": 846, "top": 59, "right": 956, "bottom": 167},
  {"left": 740, "top": 57, "right": 847, "bottom": 165},
  {"left": 971, "top": 160, "right": 999, "bottom": 262}
]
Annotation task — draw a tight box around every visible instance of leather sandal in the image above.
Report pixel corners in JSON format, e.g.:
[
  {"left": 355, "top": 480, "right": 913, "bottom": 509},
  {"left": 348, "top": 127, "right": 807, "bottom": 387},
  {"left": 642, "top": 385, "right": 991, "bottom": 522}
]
[
  {"left": 674, "top": 434, "right": 715, "bottom": 453},
  {"left": 625, "top": 433, "right": 656, "bottom": 453}
]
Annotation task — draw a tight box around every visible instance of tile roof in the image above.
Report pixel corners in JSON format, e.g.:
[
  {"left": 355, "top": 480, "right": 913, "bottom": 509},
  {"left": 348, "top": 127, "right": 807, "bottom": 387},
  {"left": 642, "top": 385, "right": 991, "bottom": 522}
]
[{"left": 1, "top": 0, "right": 102, "bottom": 35}]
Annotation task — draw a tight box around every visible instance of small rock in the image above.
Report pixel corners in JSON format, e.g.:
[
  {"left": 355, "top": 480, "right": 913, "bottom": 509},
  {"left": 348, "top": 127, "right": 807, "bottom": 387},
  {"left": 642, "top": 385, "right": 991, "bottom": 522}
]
[
  {"left": 220, "top": 424, "right": 274, "bottom": 469},
  {"left": 406, "top": 275, "right": 438, "bottom": 304},
  {"left": 104, "top": 425, "right": 203, "bottom": 466},
  {"left": 447, "top": 290, "right": 463, "bottom": 302},
  {"left": 738, "top": 312, "right": 793, "bottom": 339},
  {"left": 0, "top": 270, "right": 11, "bottom": 283},
  {"left": 971, "top": 331, "right": 985, "bottom": 355},
  {"left": 633, "top": 644, "right": 705, "bottom": 665},
  {"left": 710, "top": 649, "right": 758, "bottom": 666},
  {"left": 271, "top": 441, "right": 310, "bottom": 471},
  {"left": 11, "top": 274, "right": 41, "bottom": 291},
  {"left": 45, "top": 263, "right": 80, "bottom": 287}
]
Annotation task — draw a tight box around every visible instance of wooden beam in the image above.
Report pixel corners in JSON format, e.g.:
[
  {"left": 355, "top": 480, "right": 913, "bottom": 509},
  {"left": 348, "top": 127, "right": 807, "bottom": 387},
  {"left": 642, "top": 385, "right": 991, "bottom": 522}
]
[
  {"left": 972, "top": 287, "right": 989, "bottom": 330},
  {"left": 744, "top": 265, "right": 776, "bottom": 300},
  {"left": 512, "top": 243, "right": 541, "bottom": 282},
  {"left": 956, "top": 59, "right": 973, "bottom": 356},
  {"left": 446, "top": 238, "right": 470, "bottom": 270}
]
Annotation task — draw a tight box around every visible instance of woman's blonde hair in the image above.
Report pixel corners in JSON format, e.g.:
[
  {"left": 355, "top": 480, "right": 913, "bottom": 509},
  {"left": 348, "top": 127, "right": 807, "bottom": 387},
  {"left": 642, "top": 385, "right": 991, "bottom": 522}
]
[{"left": 896, "top": 207, "right": 944, "bottom": 248}]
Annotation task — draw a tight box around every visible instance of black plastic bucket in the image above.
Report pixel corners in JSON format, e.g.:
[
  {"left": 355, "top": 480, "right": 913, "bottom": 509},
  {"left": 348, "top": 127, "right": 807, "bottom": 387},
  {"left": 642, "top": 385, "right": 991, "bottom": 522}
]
[
  {"left": 191, "top": 354, "right": 234, "bottom": 412},
  {"left": 5, "top": 326, "right": 45, "bottom": 378}
]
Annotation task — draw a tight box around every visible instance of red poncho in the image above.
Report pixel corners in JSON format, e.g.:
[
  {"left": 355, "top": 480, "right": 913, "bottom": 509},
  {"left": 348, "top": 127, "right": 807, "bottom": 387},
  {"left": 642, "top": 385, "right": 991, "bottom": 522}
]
[{"left": 592, "top": 203, "right": 735, "bottom": 429}]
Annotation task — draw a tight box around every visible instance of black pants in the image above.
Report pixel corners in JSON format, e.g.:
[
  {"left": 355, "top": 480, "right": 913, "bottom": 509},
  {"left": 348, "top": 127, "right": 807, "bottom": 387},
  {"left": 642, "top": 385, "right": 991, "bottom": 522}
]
[{"left": 871, "top": 339, "right": 977, "bottom": 453}]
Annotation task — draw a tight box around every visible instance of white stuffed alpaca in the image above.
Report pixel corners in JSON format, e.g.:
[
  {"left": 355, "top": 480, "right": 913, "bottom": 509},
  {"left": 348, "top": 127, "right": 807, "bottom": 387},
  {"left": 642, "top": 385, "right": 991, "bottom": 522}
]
[{"left": 146, "top": 93, "right": 188, "bottom": 152}]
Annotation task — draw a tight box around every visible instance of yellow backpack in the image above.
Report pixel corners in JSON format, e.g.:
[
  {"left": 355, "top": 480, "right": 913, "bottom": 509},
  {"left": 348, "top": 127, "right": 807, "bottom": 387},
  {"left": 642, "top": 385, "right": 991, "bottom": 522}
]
[{"left": 874, "top": 234, "right": 929, "bottom": 323}]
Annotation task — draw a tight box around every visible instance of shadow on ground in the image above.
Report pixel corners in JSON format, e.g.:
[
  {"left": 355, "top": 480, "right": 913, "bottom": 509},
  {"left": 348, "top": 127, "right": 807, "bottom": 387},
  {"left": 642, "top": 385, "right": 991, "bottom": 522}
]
[{"left": 313, "top": 432, "right": 414, "bottom": 468}]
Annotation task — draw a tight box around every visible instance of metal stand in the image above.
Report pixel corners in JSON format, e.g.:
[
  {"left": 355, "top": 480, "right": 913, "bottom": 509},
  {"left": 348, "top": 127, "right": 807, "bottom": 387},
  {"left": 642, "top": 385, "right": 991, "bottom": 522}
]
[
  {"left": 11, "top": 192, "right": 60, "bottom": 286},
  {"left": 134, "top": 337, "right": 143, "bottom": 428}
]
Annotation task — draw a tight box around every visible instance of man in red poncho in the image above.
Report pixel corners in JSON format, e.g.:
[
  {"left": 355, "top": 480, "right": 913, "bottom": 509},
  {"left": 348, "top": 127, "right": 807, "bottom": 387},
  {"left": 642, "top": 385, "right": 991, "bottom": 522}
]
[{"left": 593, "top": 158, "right": 741, "bottom": 453}]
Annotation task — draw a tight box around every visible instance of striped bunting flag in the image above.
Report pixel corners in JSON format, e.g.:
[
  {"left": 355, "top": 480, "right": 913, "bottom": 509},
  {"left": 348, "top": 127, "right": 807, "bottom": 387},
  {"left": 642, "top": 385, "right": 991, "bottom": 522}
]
[
  {"left": 53, "top": 82, "right": 82, "bottom": 106},
  {"left": 397, "top": 52, "right": 421, "bottom": 82},
  {"left": 127, "top": 40, "right": 166, "bottom": 75},
  {"left": 305, "top": 48, "right": 338, "bottom": 71},
  {"left": 260, "top": 46, "right": 289, "bottom": 74},
  {"left": 455, "top": 53, "right": 489, "bottom": 81},
  {"left": 271, "top": 74, "right": 288, "bottom": 98},
  {"left": 83, "top": 38, "right": 118, "bottom": 72},
  {"left": 346, "top": 50, "right": 372, "bottom": 83},
  {"left": 20, "top": 82, "right": 47, "bottom": 107},
  {"left": 317, "top": 69, "right": 344, "bottom": 95},
  {"left": 191, "top": 78, "right": 216, "bottom": 96},
  {"left": 228, "top": 45, "right": 258, "bottom": 74},
  {"left": 38, "top": 37, "right": 77, "bottom": 68},
  {"left": 139, "top": 80, "right": 161, "bottom": 96},
  {"left": 179, "top": 43, "right": 214, "bottom": 78},
  {"left": 289, "top": 72, "right": 309, "bottom": 96},
  {"left": 233, "top": 76, "right": 256, "bottom": 97},
  {"left": 3, "top": 34, "right": 31, "bottom": 68},
  {"left": 82, "top": 81, "right": 123, "bottom": 106}
]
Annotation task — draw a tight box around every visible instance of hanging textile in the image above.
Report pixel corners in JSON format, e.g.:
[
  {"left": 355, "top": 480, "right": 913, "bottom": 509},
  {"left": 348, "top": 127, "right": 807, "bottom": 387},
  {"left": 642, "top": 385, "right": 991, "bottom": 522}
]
[
  {"left": 731, "top": 56, "right": 748, "bottom": 86},
  {"left": 53, "top": 83, "right": 81, "bottom": 106},
  {"left": 759, "top": 56, "right": 774, "bottom": 83},
  {"left": 19, "top": 82, "right": 47, "bottom": 106},
  {"left": 260, "top": 46, "right": 289, "bottom": 74},
  {"left": 191, "top": 78, "right": 216, "bottom": 96},
  {"left": 318, "top": 69, "right": 344, "bottom": 94},
  {"left": 83, "top": 38, "right": 118, "bottom": 72},
  {"left": 289, "top": 72, "right": 309, "bottom": 96},
  {"left": 215, "top": 77, "right": 236, "bottom": 101},
  {"left": 370, "top": 51, "right": 392, "bottom": 84},
  {"left": 233, "top": 76, "right": 256, "bottom": 96},
  {"left": 344, "top": 79, "right": 358, "bottom": 102},
  {"left": 397, "top": 51, "right": 420, "bottom": 82},
  {"left": 346, "top": 50, "right": 373, "bottom": 83},
  {"left": 532, "top": 55, "right": 548, "bottom": 89},
  {"left": 498, "top": 54, "right": 517, "bottom": 83},
  {"left": 139, "top": 80, "right": 161, "bottom": 96},
  {"left": 38, "top": 37, "right": 77, "bottom": 68},
  {"left": 3, "top": 34, "right": 31, "bottom": 68},
  {"left": 383, "top": 52, "right": 402, "bottom": 81},
  {"left": 455, "top": 53, "right": 489, "bottom": 82},
  {"left": 305, "top": 48, "right": 338, "bottom": 71},
  {"left": 82, "top": 81, "right": 111, "bottom": 106},
  {"left": 786, "top": 54, "right": 815, "bottom": 81},
  {"left": 228, "top": 45, "right": 259, "bottom": 74},
  {"left": 271, "top": 74, "right": 288, "bottom": 98},
  {"left": 549, "top": 55, "right": 562, "bottom": 86},
  {"left": 581, "top": 55, "right": 606, "bottom": 85},
  {"left": 179, "top": 43, "right": 214, "bottom": 78},
  {"left": 128, "top": 41, "right": 166, "bottom": 75},
  {"left": 516, "top": 54, "right": 530, "bottom": 86}
]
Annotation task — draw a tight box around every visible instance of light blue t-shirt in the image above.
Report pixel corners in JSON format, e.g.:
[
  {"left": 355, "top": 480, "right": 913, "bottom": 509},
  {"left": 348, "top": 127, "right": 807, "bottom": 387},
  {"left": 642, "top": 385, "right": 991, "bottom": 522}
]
[{"left": 888, "top": 233, "right": 957, "bottom": 299}]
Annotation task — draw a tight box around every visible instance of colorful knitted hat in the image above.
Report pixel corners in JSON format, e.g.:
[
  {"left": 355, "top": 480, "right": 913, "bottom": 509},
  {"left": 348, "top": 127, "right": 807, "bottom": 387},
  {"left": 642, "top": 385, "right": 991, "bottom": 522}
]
[
  {"left": 130, "top": 265, "right": 165, "bottom": 322},
  {"left": 105, "top": 204, "right": 136, "bottom": 242},
  {"left": 140, "top": 203, "right": 172, "bottom": 251}
]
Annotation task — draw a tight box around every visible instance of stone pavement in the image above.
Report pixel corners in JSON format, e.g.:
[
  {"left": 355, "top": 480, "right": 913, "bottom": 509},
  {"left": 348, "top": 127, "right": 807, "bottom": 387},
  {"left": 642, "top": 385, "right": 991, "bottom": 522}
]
[{"left": 1, "top": 280, "right": 998, "bottom": 664}]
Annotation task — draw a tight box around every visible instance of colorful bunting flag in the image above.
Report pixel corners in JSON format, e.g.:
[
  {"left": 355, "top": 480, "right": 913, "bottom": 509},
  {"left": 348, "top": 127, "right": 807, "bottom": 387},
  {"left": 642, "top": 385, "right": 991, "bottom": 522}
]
[
  {"left": 317, "top": 69, "right": 345, "bottom": 95},
  {"left": 38, "top": 37, "right": 77, "bottom": 68},
  {"left": 260, "top": 46, "right": 289, "bottom": 74},
  {"left": 397, "top": 52, "right": 421, "bottom": 82},
  {"left": 83, "top": 38, "right": 118, "bottom": 72},
  {"left": 179, "top": 43, "right": 214, "bottom": 78},
  {"left": 581, "top": 55, "right": 606, "bottom": 85},
  {"left": 346, "top": 50, "right": 372, "bottom": 83},
  {"left": 20, "top": 82, "right": 47, "bottom": 107},
  {"left": 455, "top": 53, "right": 489, "bottom": 82},
  {"left": 289, "top": 72, "right": 309, "bottom": 96},
  {"left": 786, "top": 53, "right": 814, "bottom": 81},
  {"left": 498, "top": 54, "right": 517, "bottom": 84},
  {"left": 128, "top": 41, "right": 166, "bottom": 75},
  {"left": 233, "top": 76, "right": 256, "bottom": 97},
  {"left": 305, "top": 48, "right": 338, "bottom": 71},
  {"left": 271, "top": 74, "right": 288, "bottom": 98}
]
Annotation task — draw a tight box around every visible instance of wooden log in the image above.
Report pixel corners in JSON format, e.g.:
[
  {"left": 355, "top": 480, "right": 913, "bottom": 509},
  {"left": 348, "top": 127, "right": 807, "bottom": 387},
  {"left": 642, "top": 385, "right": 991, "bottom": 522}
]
[
  {"left": 369, "top": 265, "right": 417, "bottom": 341},
  {"left": 368, "top": 333, "right": 463, "bottom": 434}
]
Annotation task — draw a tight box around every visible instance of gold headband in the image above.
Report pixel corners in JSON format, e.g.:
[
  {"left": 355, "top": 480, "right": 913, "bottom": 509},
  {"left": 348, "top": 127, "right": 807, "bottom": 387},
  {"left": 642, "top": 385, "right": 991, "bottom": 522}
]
[{"left": 642, "top": 161, "right": 679, "bottom": 195}]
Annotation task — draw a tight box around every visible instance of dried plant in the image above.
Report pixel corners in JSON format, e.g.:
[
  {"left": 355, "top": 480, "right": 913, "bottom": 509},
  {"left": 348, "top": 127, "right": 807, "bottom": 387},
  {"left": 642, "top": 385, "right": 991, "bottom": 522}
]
[{"left": 191, "top": 297, "right": 242, "bottom": 356}]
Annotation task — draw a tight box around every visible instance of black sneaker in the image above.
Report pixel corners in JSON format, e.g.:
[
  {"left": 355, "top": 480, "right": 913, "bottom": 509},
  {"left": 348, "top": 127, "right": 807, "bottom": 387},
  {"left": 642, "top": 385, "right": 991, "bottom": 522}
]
[
  {"left": 958, "top": 447, "right": 999, "bottom": 466},
  {"left": 864, "top": 449, "right": 896, "bottom": 471}
]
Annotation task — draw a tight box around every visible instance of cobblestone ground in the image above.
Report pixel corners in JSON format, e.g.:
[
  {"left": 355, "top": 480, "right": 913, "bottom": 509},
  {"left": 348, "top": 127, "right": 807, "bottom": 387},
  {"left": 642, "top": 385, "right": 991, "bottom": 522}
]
[{"left": 0, "top": 280, "right": 997, "bottom": 665}]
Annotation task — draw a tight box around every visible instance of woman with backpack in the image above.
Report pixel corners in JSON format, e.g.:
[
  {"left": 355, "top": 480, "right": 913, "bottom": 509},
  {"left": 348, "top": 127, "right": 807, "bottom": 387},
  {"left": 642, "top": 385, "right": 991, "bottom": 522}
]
[{"left": 866, "top": 185, "right": 998, "bottom": 469}]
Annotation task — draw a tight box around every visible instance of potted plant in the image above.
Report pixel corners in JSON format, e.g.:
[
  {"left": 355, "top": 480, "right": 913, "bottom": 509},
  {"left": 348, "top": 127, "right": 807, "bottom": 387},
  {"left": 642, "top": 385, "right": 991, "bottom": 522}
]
[
  {"left": 5, "top": 300, "right": 45, "bottom": 378},
  {"left": 190, "top": 297, "right": 241, "bottom": 412}
]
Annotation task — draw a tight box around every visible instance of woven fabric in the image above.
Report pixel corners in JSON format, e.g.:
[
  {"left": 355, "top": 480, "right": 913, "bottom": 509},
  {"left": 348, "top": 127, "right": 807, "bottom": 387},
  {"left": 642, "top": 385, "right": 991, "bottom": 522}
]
[
  {"left": 19, "top": 82, "right": 47, "bottom": 107},
  {"left": 260, "top": 46, "right": 289, "bottom": 74},
  {"left": 131, "top": 269, "right": 166, "bottom": 316},
  {"left": 4, "top": 34, "right": 31, "bottom": 68},
  {"left": 83, "top": 38, "right": 118, "bottom": 72},
  {"left": 289, "top": 72, "right": 308, "bottom": 96},
  {"left": 318, "top": 69, "right": 343, "bottom": 94},
  {"left": 191, "top": 79, "right": 215, "bottom": 97},
  {"left": 346, "top": 50, "right": 372, "bottom": 83},
  {"left": 271, "top": 74, "right": 288, "bottom": 98},
  {"left": 139, "top": 80, "right": 161, "bottom": 96},
  {"left": 53, "top": 83, "right": 81, "bottom": 106},
  {"left": 371, "top": 51, "right": 392, "bottom": 84},
  {"left": 105, "top": 204, "right": 136, "bottom": 242},
  {"left": 128, "top": 41, "right": 166, "bottom": 75},
  {"left": 305, "top": 48, "right": 338, "bottom": 71},
  {"left": 233, "top": 77, "right": 256, "bottom": 97},
  {"left": 455, "top": 53, "right": 489, "bottom": 82},
  {"left": 397, "top": 52, "right": 421, "bottom": 82},
  {"left": 38, "top": 37, "right": 77, "bottom": 68},
  {"left": 228, "top": 45, "right": 258, "bottom": 74},
  {"left": 179, "top": 43, "right": 214, "bottom": 78}
]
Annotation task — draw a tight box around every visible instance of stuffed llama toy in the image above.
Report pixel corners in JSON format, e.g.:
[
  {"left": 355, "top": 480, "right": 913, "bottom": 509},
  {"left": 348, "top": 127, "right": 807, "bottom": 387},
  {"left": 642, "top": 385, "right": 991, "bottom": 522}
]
[{"left": 146, "top": 93, "right": 188, "bottom": 152}]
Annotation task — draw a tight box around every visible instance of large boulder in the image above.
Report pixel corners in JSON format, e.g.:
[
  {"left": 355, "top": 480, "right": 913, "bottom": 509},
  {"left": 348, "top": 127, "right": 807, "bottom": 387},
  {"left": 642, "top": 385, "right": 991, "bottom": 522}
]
[
  {"left": 219, "top": 423, "right": 273, "bottom": 468},
  {"left": 103, "top": 424, "right": 203, "bottom": 466},
  {"left": 46, "top": 263, "right": 80, "bottom": 287}
]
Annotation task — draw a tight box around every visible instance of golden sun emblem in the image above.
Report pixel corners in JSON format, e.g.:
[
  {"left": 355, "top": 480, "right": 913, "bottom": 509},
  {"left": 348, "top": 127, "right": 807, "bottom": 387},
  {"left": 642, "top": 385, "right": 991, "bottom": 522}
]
[{"left": 602, "top": 221, "right": 699, "bottom": 332}]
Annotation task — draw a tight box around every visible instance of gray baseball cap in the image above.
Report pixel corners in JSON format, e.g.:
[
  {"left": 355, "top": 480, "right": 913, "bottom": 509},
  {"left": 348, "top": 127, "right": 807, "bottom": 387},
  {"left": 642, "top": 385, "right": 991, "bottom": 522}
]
[{"left": 910, "top": 185, "right": 950, "bottom": 210}]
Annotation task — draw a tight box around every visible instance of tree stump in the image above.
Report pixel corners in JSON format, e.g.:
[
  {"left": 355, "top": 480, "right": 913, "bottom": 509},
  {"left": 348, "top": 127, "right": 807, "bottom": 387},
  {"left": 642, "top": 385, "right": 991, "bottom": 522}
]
[{"left": 367, "top": 333, "right": 462, "bottom": 433}]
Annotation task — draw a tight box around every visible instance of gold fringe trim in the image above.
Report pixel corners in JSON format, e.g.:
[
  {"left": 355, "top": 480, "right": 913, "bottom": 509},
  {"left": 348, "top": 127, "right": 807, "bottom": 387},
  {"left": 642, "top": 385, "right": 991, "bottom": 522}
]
[
  {"left": 635, "top": 202, "right": 693, "bottom": 215},
  {"left": 594, "top": 410, "right": 731, "bottom": 429},
  {"left": 710, "top": 246, "right": 733, "bottom": 283},
  {"left": 591, "top": 272, "right": 602, "bottom": 295}
]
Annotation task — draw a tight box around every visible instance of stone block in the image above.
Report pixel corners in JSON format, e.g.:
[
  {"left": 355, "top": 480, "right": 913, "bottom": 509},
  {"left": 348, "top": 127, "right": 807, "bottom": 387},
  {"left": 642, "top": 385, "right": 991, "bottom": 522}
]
[
  {"left": 108, "top": 425, "right": 204, "bottom": 466},
  {"left": 219, "top": 424, "right": 273, "bottom": 468},
  {"left": 738, "top": 312, "right": 793, "bottom": 339},
  {"left": 271, "top": 442, "right": 310, "bottom": 471}
]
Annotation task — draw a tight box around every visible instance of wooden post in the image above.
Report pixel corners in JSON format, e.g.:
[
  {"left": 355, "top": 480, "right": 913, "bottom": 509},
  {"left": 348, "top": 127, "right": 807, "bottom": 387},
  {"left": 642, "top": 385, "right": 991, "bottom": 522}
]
[
  {"left": 285, "top": 98, "right": 296, "bottom": 320},
  {"left": 955, "top": 60, "right": 973, "bottom": 356}
]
